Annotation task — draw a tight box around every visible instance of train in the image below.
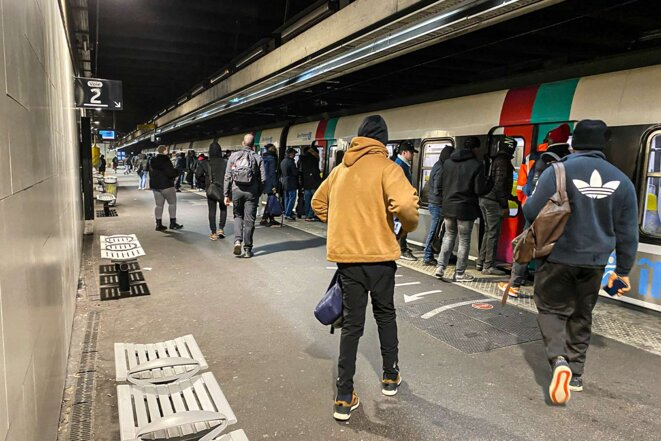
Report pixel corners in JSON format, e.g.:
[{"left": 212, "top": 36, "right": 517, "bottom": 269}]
[{"left": 140, "top": 64, "right": 661, "bottom": 312}]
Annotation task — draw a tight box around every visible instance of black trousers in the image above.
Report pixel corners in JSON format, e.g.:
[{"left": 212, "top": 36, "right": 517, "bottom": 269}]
[
  {"left": 336, "top": 262, "right": 399, "bottom": 396},
  {"left": 534, "top": 261, "right": 603, "bottom": 376},
  {"left": 232, "top": 188, "right": 258, "bottom": 248},
  {"left": 207, "top": 197, "right": 227, "bottom": 233},
  {"left": 398, "top": 232, "right": 409, "bottom": 252},
  {"left": 477, "top": 198, "right": 503, "bottom": 268}
]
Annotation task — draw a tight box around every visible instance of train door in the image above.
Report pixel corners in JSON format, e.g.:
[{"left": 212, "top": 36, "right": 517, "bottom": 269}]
[{"left": 488, "top": 125, "right": 534, "bottom": 264}]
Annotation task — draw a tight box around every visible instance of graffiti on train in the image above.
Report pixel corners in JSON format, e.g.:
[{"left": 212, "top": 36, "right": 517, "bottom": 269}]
[{"left": 602, "top": 251, "right": 661, "bottom": 302}]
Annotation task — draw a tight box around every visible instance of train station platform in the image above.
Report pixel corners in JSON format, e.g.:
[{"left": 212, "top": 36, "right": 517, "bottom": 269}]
[{"left": 58, "top": 174, "right": 661, "bottom": 441}]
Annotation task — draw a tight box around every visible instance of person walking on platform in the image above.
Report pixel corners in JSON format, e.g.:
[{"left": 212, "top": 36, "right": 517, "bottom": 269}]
[
  {"left": 523, "top": 120, "right": 637, "bottom": 405},
  {"left": 280, "top": 148, "right": 299, "bottom": 220},
  {"left": 186, "top": 150, "right": 196, "bottom": 187},
  {"left": 137, "top": 154, "right": 150, "bottom": 190},
  {"left": 124, "top": 154, "right": 133, "bottom": 174},
  {"left": 299, "top": 142, "right": 323, "bottom": 221},
  {"left": 98, "top": 155, "right": 106, "bottom": 177},
  {"left": 111, "top": 156, "right": 118, "bottom": 173},
  {"left": 224, "top": 134, "right": 266, "bottom": 258},
  {"left": 476, "top": 137, "right": 516, "bottom": 275},
  {"left": 422, "top": 145, "right": 454, "bottom": 265},
  {"left": 394, "top": 141, "right": 420, "bottom": 261},
  {"left": 435, "top": 136, "right": 492, "bottom": 281},
  {"left": 150, "top": 145, "right": 183, "bottom": 231},
  {"left": 175, "top": 152, "right": 187, "bottom": 192},
  {"left": 260, "top": 144, "right": 280, "bottom": 226},
  {"left": 312, "top": 115, "right": 419, "bottom": 421},
  {"left": 197, "top": 142, "right": 227, "bottom": 240}
]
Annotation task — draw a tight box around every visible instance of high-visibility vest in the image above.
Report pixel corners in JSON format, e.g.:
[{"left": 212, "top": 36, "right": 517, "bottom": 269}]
[{"left": 516, "top": 143, "right": 548, "bottom": 205}]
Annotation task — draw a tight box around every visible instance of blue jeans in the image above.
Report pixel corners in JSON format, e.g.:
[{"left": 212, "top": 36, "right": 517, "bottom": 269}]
[
  {"left": 304, "top": 189, "right": 315, "bottom": 218},
  {"left": 438, "top": 217, "right": 474, "bottom": 274},
  {"left": 423, "top": 204, "right": 442, "bottom": 261},
  {"left": 284, "top": 190, "right": 297, "bottom": 217},
  {"left": 139, "top": 172, "right": 148, "bottom": 189}
]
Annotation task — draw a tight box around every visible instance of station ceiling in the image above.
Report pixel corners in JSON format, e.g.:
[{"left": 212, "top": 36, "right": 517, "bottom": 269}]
[{"left": 88, "top": 0, "right": 313, "bottom": 133}]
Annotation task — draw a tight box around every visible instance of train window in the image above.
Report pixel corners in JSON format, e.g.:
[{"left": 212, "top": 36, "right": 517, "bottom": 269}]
[
  {"left": 642, "top": 132, "right": 661, "bottom": 237},
  {"left": 328, "top": 144, "right": 339, "bottom": 170},
  {"left": 419, "top": 139, "right": 454, "bottom": 203}
]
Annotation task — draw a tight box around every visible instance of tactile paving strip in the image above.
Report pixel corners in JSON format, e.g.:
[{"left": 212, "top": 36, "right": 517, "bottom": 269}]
[{"left": 100, "top": 282, "right": 150, "bottom": 301}]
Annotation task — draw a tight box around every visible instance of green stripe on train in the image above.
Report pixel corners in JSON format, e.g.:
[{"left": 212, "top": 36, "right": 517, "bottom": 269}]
[
  {"left": 324, "top": 117, "right": 339, "bottom": 140},
  {"left": 531, "top": 78, "right": 579, "bottom": 144}
]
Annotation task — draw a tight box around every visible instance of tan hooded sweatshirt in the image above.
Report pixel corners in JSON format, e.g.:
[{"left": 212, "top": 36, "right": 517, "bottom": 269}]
[{"left": 312, "top": 137, "right": 419, "bottom": 263}]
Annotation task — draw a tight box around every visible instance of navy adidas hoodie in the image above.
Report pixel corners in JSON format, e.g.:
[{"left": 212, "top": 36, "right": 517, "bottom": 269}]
[{"left": 523, "top": 151, "right": 638, "bottom": 276}]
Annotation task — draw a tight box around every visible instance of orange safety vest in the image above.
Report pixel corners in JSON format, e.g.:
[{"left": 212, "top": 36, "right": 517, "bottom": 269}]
[{"left": 516, "top": 143, "right": 548, "bottom": 205}]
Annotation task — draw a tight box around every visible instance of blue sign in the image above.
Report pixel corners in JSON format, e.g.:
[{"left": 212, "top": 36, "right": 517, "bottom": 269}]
[{"left": 99, "top": 130, "right": 116, "bottom": 140}]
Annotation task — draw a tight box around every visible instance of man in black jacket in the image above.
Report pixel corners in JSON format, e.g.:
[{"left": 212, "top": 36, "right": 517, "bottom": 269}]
[
  {"left": 280, "top": 148, "right": 299, "bottom": 220},
  {"left": 523, "top": 120, "right": 638, "bottom": 404},
  {"left": 150, "top": 145, "right": 183, "bottom": 231},
  {"left": 299, "top": 143, "right": 323, "bottom": 221},
  {"left": 422, "top": 146, "right": 454, "bottom": 265},
  {"left": 476, "top": 137, "right": 516, "bottom": 275},
  {"left": 435, "top": 137, "right": 491, "bottom": 281}
]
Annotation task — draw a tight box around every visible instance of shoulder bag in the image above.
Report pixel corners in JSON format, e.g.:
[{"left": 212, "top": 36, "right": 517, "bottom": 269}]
[{"left": 206, "top": 162, "right": 223, "bottom": 202}]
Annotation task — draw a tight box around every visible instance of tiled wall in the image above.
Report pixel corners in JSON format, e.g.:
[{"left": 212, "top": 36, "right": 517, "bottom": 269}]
[{"left": 0, "top": 0, "right": 82, "bottom": 440}]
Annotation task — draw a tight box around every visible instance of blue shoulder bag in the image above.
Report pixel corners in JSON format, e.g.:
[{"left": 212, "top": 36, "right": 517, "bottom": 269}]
[{"left": 314, "top": 270, "right": 343, "bottom": 333}]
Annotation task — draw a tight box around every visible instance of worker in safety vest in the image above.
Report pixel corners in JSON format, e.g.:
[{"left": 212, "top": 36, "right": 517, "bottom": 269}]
[{"left": 516, "top": 123, "right": 570, "bottom": 204}]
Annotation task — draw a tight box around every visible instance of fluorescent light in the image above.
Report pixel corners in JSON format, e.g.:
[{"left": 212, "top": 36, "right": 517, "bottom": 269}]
[
  {"left": 191, "top": 85, "right": 205, "bottom": 95},
  {"left": 235, "top": 48, "right": 264, "bottom": 68},
  {"left": 211, "top": 70, "right": 230, "bottom": 84}
]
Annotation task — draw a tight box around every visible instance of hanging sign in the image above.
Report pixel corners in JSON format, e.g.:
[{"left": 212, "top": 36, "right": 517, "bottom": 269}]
[{"left": 75, "top": 77, "right": 123, "bottom": 110}]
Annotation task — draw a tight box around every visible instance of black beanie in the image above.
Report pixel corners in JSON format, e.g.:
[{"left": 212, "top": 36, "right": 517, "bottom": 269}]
[
  {"left": 357, "top": 115, "right": 388, "bottom": 145},
  {"left": 464, "top": 136, "right": 480, "bottom": 150},
  {"left": 572, "top": 119, "right": 610, "bottom": 150}
]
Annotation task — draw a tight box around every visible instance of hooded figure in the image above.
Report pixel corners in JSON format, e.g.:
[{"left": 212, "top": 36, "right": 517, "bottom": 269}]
[
  {"left": 312, "top": 115, "right": 419, "bottom": 420},
  {"left": 196, "top": 142, "right": 228, "bottom": 239}
]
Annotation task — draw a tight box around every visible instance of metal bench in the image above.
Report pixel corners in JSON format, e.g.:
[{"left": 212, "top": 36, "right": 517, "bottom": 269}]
[
  {"left": 100, "top": 234, "right": 146, "bottom": 292},
  {"left": 96, "top": 192, "right": 117, "bottom": 216},
  {"left": 117, "top": 372, "right": 239, "bottom": 441},
  {"left": 115, "top": 334, "right": 208, "bottom": 385}
]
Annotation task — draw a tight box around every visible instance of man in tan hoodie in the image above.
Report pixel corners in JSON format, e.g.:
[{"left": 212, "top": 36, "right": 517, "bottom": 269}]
[{"left": 312, "top": 115, "right": 419, "bottom": 421}]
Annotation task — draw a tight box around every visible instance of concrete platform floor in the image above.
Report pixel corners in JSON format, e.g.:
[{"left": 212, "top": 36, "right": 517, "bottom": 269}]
[{"left": 65, "top": 173, "right": 660, "bottom": 441}]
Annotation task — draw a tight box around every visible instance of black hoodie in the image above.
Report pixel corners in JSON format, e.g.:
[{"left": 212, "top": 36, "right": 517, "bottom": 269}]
[{"left": 440, "top": 148, "right": 492, "bottom": 220}]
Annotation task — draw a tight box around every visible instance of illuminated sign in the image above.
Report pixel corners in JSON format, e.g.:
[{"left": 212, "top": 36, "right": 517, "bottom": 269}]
[
  {"left": 99, "top": 130, "right": 116, "bottom": 140},
  {"left": 75, "top": 77, "right": 123, "bottom": 109}
]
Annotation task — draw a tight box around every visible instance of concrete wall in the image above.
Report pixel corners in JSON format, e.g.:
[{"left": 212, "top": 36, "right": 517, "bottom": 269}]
[{"left": 0, "top": 0, "right": 82, "bottom": 440}]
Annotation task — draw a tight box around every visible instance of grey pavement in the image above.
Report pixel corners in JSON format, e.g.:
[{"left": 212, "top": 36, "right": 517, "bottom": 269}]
[{"left": 69, "top": 173, "right": 661, "bottom": 441}]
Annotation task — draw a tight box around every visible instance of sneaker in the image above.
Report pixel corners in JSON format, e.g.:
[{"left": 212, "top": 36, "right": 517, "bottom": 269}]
[
  {"left": 285, "top": 216, "right": 296, "bottom": 221},
  {"left": 569, "top": 375, "right": 583, "bottom": 392},
  {"left": 423, "top": 258, "right": 438, "bottom": 266},
  {"left": 454, "top": 272, "right": 475, "bottom": 282},
  {"left": 242, "top": 248, "right": 254, "bottom": 259},
  {"left": 259, "top": 219, "right": 268, "bottom": 226},
  {"left": 233, "top": 241, "right": 242, "bottom": 256},
  {"left": 476, "top": 263, "right": 483, "bottom": 272},
  {"left": 333, "top": 392, "right": 360, "bottom": 421},
  {"left": 549, "top": 356, "right": 572, "bottom": 405},
  {"left": 434, "top": 266, "right": 446, "bottom": 279},
  {"left": 381, "top": 374, "right": 402, "bottom": 396},
  {"left": 217, "top": 229, "right": 225, "bottom": 239},
  {"left": 399, "top": 250, "right": 418, "bottom": 261},
  {"left": 210, "top": 233, "right": 218, "bottom": 241},
  {"left": 498, "top": 282, "right": 521, "bottom": 298},
  {"left": 483, "top": 267, "right": 506, "bottom": 276}
]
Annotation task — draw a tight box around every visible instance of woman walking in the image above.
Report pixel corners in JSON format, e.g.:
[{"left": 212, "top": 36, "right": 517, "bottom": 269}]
[
  {"left": 196, "top": 141, "right": 228, "bottom": 240},
  {"left": 137, "top": 154, "right": 150, "bottom": 190},
  {"left": 150, "top": 145, "right": 183, "bottom": 231}
]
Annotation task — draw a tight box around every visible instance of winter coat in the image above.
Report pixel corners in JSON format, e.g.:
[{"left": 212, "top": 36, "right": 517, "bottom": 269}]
[
  {"left": 481, "top": 151, "right": 514, "bottom": 208},
  {"left": 280, "top": 157, "right": 299, "bottom": 192},
  {"left": 440, "top": 149, "right": 492, "bottom": 220},
  {"left": 175, "top": 157, "right": 187, "bottom": 172},
  {"left": 298, "top": 151, "right": 322, "bottom": 190},
  {"left": 99, "top": 158, "right": 106, "bottom": 172},
  {"left": 149, "top": 154, "right": 178, "bottom": 190},
  {"left": 427, "top": 160, "right": 444, "bottom": 206},
  {"left": 312, "top": 136, "right": 419, "bottom": 263},
  {"left": 196, "top": 157, "right": 227, "bottom": 193},
  {"left": 262, "top": 152, "right": 278, "bottom": 194},
  {"left": 524, "top": 151, "right": 638, "bottom": 275},
  {"left": 394, "top": 156, "right": 413, "bottom": 184}
]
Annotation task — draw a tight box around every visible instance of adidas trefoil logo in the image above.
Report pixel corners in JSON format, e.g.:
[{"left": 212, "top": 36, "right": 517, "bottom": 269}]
[{"left": 573, "top": 170, "right": 620, "bottom": 199}]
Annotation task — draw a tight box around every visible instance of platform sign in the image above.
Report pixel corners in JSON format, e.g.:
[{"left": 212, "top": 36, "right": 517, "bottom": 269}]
[{"left": 75, "top": 77, "right": 123, "bottom": 109}]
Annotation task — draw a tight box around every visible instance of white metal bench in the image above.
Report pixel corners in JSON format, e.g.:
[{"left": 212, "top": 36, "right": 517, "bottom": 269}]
[
  {"left": 96, "top": 192, "right": 117, "bottom": 215},
  {"left": 117, "top": 372, "right": 238, "bottom": 441},
  {"left": 115, "top": 334, "right": 208, "bottom": 385}
]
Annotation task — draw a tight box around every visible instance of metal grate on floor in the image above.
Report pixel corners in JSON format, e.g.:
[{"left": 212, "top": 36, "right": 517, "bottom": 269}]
[
  {"left": 100, "top": 282, "right": 150, "bottom": 301},
  {"left": 69, "top": 311, "right": 100, "bottom": 441},
  {"left": 96, "top": 209, "right": 118, "bottom": 217},
  {"left": 99, "top": 271, "right": 145, "bottom": 286},
  {"left": 99, "top": 261, "right": 140, "bottom": 274}
]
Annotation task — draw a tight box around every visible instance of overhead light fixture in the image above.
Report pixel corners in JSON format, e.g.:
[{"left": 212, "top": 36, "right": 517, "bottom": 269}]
[
  {"left": 211, "top": 70, "right": 230, "bottom": 84},
  {"left": 191, "top": 85, "right": 205, "bottom": 95},
  {"left": 281, "top": 1, "right": 339, "bottom": 42},
  {"left": 235, "top": 48, "right": 264, "bottom": 69},
  {"left": 177, "top": 96, "right": 188, "bottom": 105}
]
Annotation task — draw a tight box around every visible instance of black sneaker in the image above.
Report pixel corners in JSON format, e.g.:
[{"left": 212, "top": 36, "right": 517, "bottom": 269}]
[
  {"left": 569, "top": 375, "right": 583, "bottom": 392},
  {"left": 423, "top": 258, "right": 438, "bottom": 266},
  {"left": 483, "top": 267, "right": 506, "bottom": 276},
  {"left": 233, "top": 241, "right": 242, "bottom": 256},
  {"left": 259, "top": 219, "right": 268, "bottom": 226},
  {"left": 549, "top": 356, "right": 572, "bottom": 405},
  {"left": 381, "top": 374, "right": 402, "bottom": 396},
  {"left": 476, "top": 263, "right": 483, "bottom": 272},
  {"left": 269, "top": 219, "right": 280, "bottom": 226},
  {"left": 242, "top": 248, "right": 254, "bottom": 259},
  {"left": 399, "top": 250, "right": 417, "bottom": 261},
  {"left": 333, "top": 392, "right": 360, "bottom": 421}
]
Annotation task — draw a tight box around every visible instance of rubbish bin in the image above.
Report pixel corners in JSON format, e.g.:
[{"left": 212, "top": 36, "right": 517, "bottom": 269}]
[{"left": 104, "top": 176, "right": 118, "bottom": 206}]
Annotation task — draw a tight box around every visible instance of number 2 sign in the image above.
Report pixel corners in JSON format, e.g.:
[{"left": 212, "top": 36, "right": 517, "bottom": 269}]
[{"left": 74, "top": 77, "right": 123, "bottom": 110}]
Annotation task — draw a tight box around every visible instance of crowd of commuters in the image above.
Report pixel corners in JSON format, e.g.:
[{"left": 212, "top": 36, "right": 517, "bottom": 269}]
[{"left": 107, "top": 115, "right": 637, "bottom": 418}]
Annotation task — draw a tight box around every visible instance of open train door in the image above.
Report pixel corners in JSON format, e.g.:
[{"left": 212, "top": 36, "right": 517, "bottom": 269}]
[{"left": 488, "top": 125, "right": 533, "bottom": 264}]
